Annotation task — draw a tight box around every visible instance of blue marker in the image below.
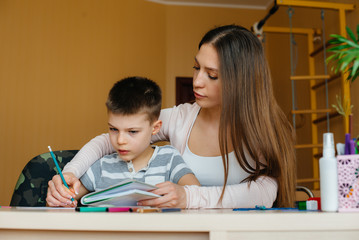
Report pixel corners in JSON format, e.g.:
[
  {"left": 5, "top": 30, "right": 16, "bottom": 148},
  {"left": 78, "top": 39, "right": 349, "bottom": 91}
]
[
  {"left": 160, "top": 208, "right": 182, "bottom": 212},
  {"left": 48, "top": 146, "right": 75, "bottom": 202},
  {"left": 233, "top": 205, "right": 298, "bottom": 211},
  {"left": 233, "top": 205, "right": 266, "bottom": 211}
]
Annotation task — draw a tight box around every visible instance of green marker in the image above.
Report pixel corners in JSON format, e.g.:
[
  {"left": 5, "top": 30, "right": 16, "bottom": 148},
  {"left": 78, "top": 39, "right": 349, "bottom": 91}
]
[{"left": 75, "top": 207, "right": 108, "bottom": 212}]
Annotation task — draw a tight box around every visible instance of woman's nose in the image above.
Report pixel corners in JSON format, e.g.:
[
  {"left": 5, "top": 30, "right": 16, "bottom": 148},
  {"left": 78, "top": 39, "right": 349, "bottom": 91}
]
[{"left": 193, "top": 71, "right": 205, "bottom": 88}]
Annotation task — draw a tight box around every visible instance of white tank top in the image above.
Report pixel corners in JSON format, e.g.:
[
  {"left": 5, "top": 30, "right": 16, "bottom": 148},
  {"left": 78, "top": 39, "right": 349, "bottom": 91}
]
[{"left": 182, "top": 116, "right": 252, "bottom": 186}]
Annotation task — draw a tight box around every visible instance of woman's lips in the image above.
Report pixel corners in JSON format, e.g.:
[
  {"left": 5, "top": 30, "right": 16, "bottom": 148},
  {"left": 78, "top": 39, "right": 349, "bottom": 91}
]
[{"left": 194, "top": 91, "right": 205, "bottom": 99}]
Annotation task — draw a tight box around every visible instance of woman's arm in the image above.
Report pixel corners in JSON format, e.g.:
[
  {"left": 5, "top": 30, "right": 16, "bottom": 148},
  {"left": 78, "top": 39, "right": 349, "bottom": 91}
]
[
  {"left": 139, "top": 176, "right": 277, "bottom": 209},
  {"left": 185, "top": 176, "right": 278, "bottom": 208},
  {"left": 63, "top": 133, "right": 114, "bottom": 178},
  {"left": 151, "top": 104, "right": 200, "bottom": 154},
  {"left": 177, "top": 174, "right": 200, "bottom": 186}
]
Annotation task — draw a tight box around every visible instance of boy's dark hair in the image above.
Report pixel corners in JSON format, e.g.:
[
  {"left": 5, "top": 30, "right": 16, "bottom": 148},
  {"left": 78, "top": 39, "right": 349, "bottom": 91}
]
[{"left": 106, "top": 76, "right": 162, "bottom": 123}]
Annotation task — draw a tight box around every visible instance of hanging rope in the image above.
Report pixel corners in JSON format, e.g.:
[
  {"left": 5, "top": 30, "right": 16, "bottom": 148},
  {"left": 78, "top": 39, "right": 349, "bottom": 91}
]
[
  {"left": 321, "top": 9, "right": 330, "bottom": 132},
  {"left": 288, "top": 7, "right": 297, "bottom": 129}
]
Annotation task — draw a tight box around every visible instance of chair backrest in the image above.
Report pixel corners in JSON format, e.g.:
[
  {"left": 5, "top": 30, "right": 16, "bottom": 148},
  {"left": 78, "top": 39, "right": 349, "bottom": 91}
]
[{"left": 10, "top": 150, "right": 79, "bottom": 206}]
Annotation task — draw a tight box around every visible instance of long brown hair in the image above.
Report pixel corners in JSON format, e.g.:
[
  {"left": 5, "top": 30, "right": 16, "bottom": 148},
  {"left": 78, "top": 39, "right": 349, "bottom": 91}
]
[{"left": 199, "top": 25, "right": 296, "bottom": 207}]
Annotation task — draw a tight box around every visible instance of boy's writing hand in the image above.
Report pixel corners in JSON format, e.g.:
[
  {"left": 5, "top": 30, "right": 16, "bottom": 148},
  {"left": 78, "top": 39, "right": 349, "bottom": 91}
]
[
  {"left": 137, "top": 181, "right": 187, "bottom": 208},
  {"left": 46, "top": 173, "right": 80, "bottom": 207}
]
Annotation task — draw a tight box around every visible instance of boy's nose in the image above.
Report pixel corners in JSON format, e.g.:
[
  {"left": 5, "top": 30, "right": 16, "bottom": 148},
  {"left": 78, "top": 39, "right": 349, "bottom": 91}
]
[{"left": 117, "top": 133, "right": 127, "bottom": 145}]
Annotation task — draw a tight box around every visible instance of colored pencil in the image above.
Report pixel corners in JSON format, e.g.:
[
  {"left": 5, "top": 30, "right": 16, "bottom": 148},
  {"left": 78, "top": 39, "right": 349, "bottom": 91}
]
[{"left": 48, "top": 146, "right": 74, "bottom": 202}]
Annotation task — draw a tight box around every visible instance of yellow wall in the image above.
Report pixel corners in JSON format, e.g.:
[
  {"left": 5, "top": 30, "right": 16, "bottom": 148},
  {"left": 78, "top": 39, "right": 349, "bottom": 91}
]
[
  {"left": 0, "top": 0, "right": 167, "bottom": 205},
  {"left": 1, "top": 0, "right": 358, "bottom": 205}
]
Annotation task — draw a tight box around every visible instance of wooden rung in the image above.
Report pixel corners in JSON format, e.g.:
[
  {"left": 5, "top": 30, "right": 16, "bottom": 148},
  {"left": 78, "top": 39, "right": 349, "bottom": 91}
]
[
  {"left": 290, "top": 75, "right": 330, "bottom": 81},
  {"left": 297, "top": 178, "right": 320, "bottom": 183},
  {"left": 310, "top": 40, "right": 332, "bottom": 57},
  {"left": 292, "top": 109, "right": 332, "bottom": 114},
  {"left": 295, "top": 144, "right": 323, "bottom": 149},
  {"left": 311, "top": 74, "right": 341, "bottom": 90},
  {"left": 313, "top": 112, "right": 340, "bottom": 124}
]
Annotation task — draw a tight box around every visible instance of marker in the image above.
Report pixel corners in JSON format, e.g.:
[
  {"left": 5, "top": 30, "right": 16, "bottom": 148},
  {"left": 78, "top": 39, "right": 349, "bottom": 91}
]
[
  {"left": 345, "top": 133, "right": 351, "bottom": 155},
  {"left": 159, "top": 208, "right": 181, "bottom": 212},
  {"left": 233, "top": 208, "right": 298, "bottom": 211},
  {"left": 108, "top": 207, "right": 132, "bottom": 212},
  {"left": 233, "top": 205, "right": 298, "bottom": 211},
  {"left": 136, "top": 208, "right": 160, "bottom": 213},
  {"left": 350, "top": 139, "right": 355, "bottom": 155},
  {"left": 76, "top": 207, "right": 108, "bottom": 212},
  {"left": 48, "top": 146, "right": 75, "bottom": 202},
  {"left": 233, "top": 205, "right": 265, "bottom": 211}
]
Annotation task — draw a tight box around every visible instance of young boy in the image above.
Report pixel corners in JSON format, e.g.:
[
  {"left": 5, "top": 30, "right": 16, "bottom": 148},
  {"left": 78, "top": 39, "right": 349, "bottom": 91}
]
[{"left": 47, "top": 76, "right": 199, "bottom": 207}]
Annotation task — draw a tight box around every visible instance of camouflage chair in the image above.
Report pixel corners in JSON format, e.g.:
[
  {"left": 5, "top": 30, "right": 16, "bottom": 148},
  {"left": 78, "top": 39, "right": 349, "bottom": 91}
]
[{"left": 10, "top": 150, "right": 79, "bottom": 206}]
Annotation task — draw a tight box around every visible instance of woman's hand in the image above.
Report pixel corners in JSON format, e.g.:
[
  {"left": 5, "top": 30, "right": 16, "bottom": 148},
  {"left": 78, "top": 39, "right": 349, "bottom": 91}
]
[
  {"left": 46, "top": 172, "right": 80, "bottom": 207},
  {"left": 137, "top": 181, "right": 187, "bottom": 208}
]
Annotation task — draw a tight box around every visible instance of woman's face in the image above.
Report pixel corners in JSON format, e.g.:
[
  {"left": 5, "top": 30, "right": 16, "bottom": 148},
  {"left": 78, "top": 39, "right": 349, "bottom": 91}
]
[{"left": 193, "top": 43, "right": 222, "bottom": 110}]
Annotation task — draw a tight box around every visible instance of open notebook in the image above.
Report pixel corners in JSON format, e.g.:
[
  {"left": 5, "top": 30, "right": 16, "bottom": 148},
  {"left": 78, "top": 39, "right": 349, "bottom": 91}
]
[{"left": 81, "top": 179, "right": 160, "bottom": 207}]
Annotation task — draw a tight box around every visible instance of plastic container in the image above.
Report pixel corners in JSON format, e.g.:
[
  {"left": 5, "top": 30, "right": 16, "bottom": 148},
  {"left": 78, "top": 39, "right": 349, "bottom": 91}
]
[{"left": 319, "top": 132, "right": 339, "bottom": 212}]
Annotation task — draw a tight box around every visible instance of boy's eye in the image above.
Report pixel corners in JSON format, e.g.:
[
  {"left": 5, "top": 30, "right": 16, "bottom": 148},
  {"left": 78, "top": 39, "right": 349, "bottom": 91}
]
[
  {"left": 109, "top": 127, "right": 118, "bottom": 132},
  {"left": 129, "top": 130, "right": 138, "bottom": 134}
]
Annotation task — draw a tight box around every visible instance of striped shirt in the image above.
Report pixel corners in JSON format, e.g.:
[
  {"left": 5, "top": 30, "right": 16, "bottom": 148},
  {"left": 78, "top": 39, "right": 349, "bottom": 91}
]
[{"left": 80, "top": 145, "right": 194, "bottom": 192}]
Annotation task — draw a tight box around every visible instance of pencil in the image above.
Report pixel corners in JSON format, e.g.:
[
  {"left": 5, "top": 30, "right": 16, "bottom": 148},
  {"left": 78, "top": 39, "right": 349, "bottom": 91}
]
[{"left": 48, "top": 146, "right": 75, "bottom": 202}]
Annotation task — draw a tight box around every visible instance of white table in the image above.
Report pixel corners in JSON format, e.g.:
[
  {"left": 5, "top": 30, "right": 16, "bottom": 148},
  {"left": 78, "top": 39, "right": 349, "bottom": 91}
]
[{"left": 0, "top": 207, "right": 358, "bottom": 240}]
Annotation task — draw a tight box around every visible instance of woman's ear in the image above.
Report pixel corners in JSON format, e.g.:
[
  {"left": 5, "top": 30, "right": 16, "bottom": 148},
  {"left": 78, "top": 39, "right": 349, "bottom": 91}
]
[{"left": 152, "top": 120, "right": 162, "bottom": 135}]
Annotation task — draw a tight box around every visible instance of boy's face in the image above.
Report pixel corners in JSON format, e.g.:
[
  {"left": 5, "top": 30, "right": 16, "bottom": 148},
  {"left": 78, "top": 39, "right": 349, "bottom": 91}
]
[{"left": 108, "top": 112, "right": 161, "bottom": 163}]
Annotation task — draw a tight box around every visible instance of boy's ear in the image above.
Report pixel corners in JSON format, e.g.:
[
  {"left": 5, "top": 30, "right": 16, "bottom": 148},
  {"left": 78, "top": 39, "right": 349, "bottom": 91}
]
[{"left": 152, "top": 120, "right": 162, "bottom": 135}]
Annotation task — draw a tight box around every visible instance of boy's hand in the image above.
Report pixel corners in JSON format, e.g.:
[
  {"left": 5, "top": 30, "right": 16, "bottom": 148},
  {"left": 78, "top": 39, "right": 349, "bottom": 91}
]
[
  {"left": 46, "top": 172, "right": 80, "bottom": 207},
  {"left": 137, "top": 181, "right": 187, "bottom": 208}
]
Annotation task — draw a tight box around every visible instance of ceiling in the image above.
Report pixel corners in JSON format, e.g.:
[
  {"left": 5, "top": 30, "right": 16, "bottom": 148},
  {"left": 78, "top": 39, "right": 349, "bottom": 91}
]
[{"left": 147, "top": 0, "right": 275, "bottom": 10}]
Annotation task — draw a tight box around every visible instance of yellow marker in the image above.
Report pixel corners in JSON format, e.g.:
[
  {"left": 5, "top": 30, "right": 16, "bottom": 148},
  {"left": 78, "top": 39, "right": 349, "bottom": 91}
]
[{"left": 136, "top": 208, "right": 159, "bottom": 213}]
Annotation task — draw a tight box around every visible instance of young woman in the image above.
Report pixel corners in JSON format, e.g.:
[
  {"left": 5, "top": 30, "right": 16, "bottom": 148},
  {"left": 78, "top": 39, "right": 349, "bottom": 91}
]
[{"left": 47, "top": 25, "right": 296, "bottom": 208}]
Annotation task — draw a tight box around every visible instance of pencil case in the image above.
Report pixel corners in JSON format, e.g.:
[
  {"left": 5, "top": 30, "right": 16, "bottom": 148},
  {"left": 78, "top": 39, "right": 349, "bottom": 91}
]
[{"left": 337, "top": 154, "right": 359, "bottom": 210}]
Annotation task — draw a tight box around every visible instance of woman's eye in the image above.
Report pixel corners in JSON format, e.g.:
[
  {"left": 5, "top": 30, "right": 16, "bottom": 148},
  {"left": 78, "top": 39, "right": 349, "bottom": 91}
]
[
  {"left": 129, "top": 130, "right": 138, "bottom": 134},
  {"left": 193, "top": 66, "right": 200, "bottom": 70},
  {"left": 208, "top": 75, "right": 218, "bottom": 80}
]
